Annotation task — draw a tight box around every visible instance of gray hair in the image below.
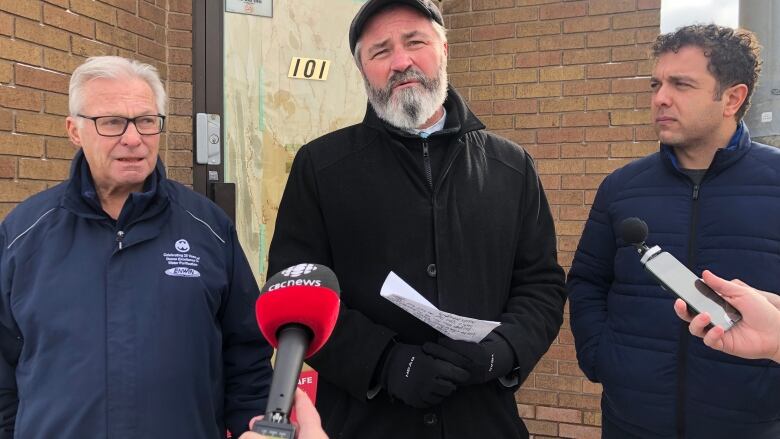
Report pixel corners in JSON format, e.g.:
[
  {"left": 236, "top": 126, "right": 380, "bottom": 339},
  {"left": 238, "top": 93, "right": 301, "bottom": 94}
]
[
  {"left": 69, "top": 56, "right": 167, "bottom": 117},
  {"left": 352, "top": 12, "right": 447, "bottom": 71}
]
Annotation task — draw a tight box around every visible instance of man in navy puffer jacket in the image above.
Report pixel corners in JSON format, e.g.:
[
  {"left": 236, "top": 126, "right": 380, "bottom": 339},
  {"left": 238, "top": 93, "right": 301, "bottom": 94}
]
[
  {"left": 568, "top": 24, "right": 780, "bottom": 438},
  {"left": 0, "top": 56, "right": 273, "bottom": 438}
]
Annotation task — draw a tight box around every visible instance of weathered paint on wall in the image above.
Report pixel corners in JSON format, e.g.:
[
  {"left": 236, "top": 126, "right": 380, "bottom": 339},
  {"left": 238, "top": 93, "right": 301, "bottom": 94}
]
[{"left": 223, "top": 1, "right": 367, "bottom": 283}]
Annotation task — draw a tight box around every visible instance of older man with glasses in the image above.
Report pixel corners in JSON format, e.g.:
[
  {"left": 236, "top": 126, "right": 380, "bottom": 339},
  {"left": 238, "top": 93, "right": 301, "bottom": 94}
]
[{"left": 0, "top": 56, "right": 273, "bottom": 439}]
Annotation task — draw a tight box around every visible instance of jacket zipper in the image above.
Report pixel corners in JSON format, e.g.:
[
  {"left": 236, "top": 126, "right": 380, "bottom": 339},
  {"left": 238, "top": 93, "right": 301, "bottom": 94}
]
[
  {"left": 676, "top": 182, "right": 700, "bottom": 439},
  {"left": 116, "top": 230, "right": 125, "bottom": 250},
  {"left": 422, "top": 139, "right": 433, "bottom": 189}
]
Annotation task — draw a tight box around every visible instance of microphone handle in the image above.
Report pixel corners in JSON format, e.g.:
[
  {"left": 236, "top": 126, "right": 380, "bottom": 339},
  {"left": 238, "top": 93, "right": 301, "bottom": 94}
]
[{"left": 252, "top": 324, "right": 310, "bottom": 437}]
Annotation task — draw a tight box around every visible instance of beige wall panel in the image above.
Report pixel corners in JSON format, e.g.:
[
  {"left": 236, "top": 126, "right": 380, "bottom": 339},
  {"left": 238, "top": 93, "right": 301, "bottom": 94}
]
[{"left": 223, "top": 1, "right": 367, "bottom": 282}]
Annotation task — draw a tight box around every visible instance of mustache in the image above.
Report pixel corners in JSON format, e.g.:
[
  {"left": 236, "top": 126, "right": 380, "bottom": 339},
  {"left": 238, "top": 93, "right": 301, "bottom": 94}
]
[{"left": 386, "top": 69, "right": 429, "bottom": 90}]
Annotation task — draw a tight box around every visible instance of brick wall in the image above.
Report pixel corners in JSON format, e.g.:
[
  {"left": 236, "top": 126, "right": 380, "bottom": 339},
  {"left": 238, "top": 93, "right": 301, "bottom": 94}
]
[
  {"left": 440, "top": 0, "right": 660, "bottom": 437},
  {"left": 0, "top": 0, "right": 193, "bottom": 219}
]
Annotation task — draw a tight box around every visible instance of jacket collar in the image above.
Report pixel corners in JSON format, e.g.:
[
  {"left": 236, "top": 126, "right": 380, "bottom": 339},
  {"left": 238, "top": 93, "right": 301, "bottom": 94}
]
[
  {"left": 362, "top": 86, "right": 486, "bottom": 138},
  {"left": 62, "top": 149, "right": 170, "bottom": 228},
  {"left": 660, "top": 120, "right": 753, "bottom": 175}
]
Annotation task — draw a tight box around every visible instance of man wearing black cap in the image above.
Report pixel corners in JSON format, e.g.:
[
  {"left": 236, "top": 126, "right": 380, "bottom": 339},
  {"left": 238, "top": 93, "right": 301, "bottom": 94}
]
[{"left": 268, "top": 1, "right": 566, "bottom": 437}]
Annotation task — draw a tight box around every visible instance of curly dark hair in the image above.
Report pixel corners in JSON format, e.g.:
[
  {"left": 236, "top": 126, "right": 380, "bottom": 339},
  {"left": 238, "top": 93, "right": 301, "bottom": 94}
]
[{"left": 652, "top": 24, "right": 762, "bottom": 120}]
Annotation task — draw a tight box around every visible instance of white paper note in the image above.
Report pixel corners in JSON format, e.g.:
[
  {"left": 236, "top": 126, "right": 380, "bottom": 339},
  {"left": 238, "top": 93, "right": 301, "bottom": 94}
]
[{"left": 380, "top": 271, "right": 500, "bottom": 342}]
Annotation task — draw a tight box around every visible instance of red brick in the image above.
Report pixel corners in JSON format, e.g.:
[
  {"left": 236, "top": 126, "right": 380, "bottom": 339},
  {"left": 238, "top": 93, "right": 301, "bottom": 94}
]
[
  {"left": 563, "top": 47, "right": 610, "bottom": 65},
  {"left": 450, "top": 12, "right": 493, "bottom": 29},
  {"left": 168, "top": 47, "right": 192, "bottom": 65},
  {"left": 448, "top": 58, "right": 469, "bottom": 73},
  {"left": 0, "top": 132, "right": 44, "bottom": 156},
  {"left": 0, "top": 156, "right": 16, "bottom": 178},
  {"left": 517, "top": 83, "right": 562, "bottom": 98},
  {"left": 473, "top": 0, "right": 514, "bottom": 9},
  {"left": 562, "top": 111, "right": 609, "bottom": 127},
  {"left": 516, "top": 388, "right": 558, "bottom": 406},
  {"left": 516, "top": 51, "right": 562, "bottom": 67},
  {"left": 44, "top": 48, "right": 86, "bottom": 74},
  {"left": 562, "top": 174, "right": 605, "bottom": 189},
  {"left": 586, "top": 158, "right": 633, "bottom": 173},
  {"left": 540, "top": 1, "right": 588, "bottom": 20},
  {"left": 15, "top": 65, "right": 69, "bottom": 94},
  {"left": 481, "top": 115, "right": 514, "bottom": 130},
  {"left": 612, "top": 44, "right": 652, "bottom": 62},
  {"left": 525, "top": 144, "right": 560, "bottom": 159},
  {"left": 526, "top": 419, "right": 559, "bottom": 436},
  {"left": 472, "top": 85, "right": 515, "bottom": 101},
  {"left": 587, "top": 94, "right": 634, "bottom": 110},
  {"left": 117, "top": 10, "right": 156, "bottom": 39},
  {"left": 540, "top": 174, "right": 561, "bottom": 189},
  {"left": 518, "top": 403, "right": 536, "bottom": 419},
  {"left": 547, "top": 189, "right": 583, "bottom": 204},
  {"left": 611, "top": 141, "right": 657, "bottom": 157},
  {"left": 495, "top": 99, "right": 537, "bottom": 114},
  {"left": 541, "top": 65, "right": 585, "bottom": 82},
  {"left": 96, "top": 22, "right": 138, "bottom": 51},
  {"left": 587, "top": 61, "right": 637, "bottom": 78},
  {"left": 43, "top": 91, "right": 69, "bottom": 116},
  {"left": 100, "top": 0, "right": 137, "bottom": 13},
  {"left": 637, "top": 27, "right": 659, "bottom": 43},
  {"left": 540, "top": 97, "right": 586, "bottom": 113},
  {"left": 559, "top": 360, "right": 588, "bottom": 376},
  {"left": 499, "top": 129, "right": 536, "bottom": 145},
  {"left": 0, "top": 109, "right": 11, "bottom": 131},
  {"left": 537, "top": 406, "right": 582, "bottom": 423},
  {"left": 561, "top": 142, "right": 609, "bottom": 157},
  {"left": 494, "top": 37, "right": 538, "bottom": 54},
  {"left": 46, "top": 137, "right": 77, "bottom": 159},
  {"left": 167, "top": 13, "right": 191, "bottom": 30},
  {"left": 472, "top": 23, "right": 515, "bottom": 41},
  {"left": 0, "top": 37, "right": 42, "bottom": 65},
  {"left": 538, "top": 127, "right": 584, "bottom": 144},
  {"left": 0, "top": 85, "right": 42, "bottom": 111},
  {"left": 494, "top": 7, "right": 539, "bottom": 24},
  {"left": 16, "top": 111, "right": 67, "bottom": 136},
  {"left": 450, "top": 72, "right": 491, "bottom": 89},
  {"left": 560, "top": 423, "right": 601, "bottom": 439},
  {"left": 611, "top": 77, "right": 650, "bottom": 93},
  {"left": 168, "top": 0, "right": 192, "bottom": 14},
  {"left": 517, "top": 20, "right": 561, "bottom": 37},
  {"left": 18, "top": 157, "right": 70, "bottom": 180},
  {"left": 613, "top": 10, "right": 660, "bottom": 29},
  {"left": 587, "top": 29, "right": 636, "bottom": 47},
  {"left": 495, "top": 68, "right": 537, "bottom": 84},
  {"left": 583, "top": 411, "right": 602, "bottom": 426},
  {"left": 43, "top": 4, "right": 94, "bottom": 38},
  {"left": 449, "top": 41, "right": 492, "bottom": 59},
  {"left": 0, "top": 0, "right": 40, "bottom": 20},
  {"left": 637, "top": 92, "right": 652, "bottom": 109},
  {"left": 585, "top": 127, "right": 633, "bottom": 141},
  {"left": 536, "top": 159, "right": 584, "bottom": 174},
  {"left": 563, "top": 15, "right": 610, "bottom": 33},
  {"left": 636, "top": 125, "right": 658, "bottom": 140},
  {"left": 588, "top": 0, "right": 636, "bottom": 15},
  {"left": 70, "top": 0, "right": 116, "bottom": 25},
  {"left": 559, "top": 393, "right": 601, "bottom": 410},
  {"left": 610, "top": 109, "right": 651, "bottom": 125},
  {"left": 0, "top": 12, "right": 12, "bottom": 36},
  {"left": 0, "top": 180, "right": 47, "bottom": 202},
  {"left": 563, "top": 79, "right": 610, "bottom": 96},
  {"left": 582, "top": 380, "right": 603, "bottom": 394},
  {"left": 540, "top": 33, "right": 585, "bottom": 51},
  {"left": 72, "top": 35, "right": 115, "bottom": 56},
  {"left": 638, "top": 0, "right": 661, "bottom": 9},
  {"left": 167, "top": 167, "right": 192, "bottom": 185},
  {"left": 139, "top": 1, "right": 165, "bottom": 26},
  {"left": 517, "top": 114, "right": 560, "bottom": 129},
  {"left": 470, "top": 54, "right": 514, "bottom": 71},
  {"left": 138, "top": 37, "right": 165, "bottom": 61}
]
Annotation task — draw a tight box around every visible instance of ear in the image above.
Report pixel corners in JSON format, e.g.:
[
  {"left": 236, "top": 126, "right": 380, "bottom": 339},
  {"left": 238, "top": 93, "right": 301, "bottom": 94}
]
[
  {"left": 722, "top": 83, "right": 748, "bottom": 119},
  {"left": 65, "top": 116, "right": 83, "bottom": 147}
]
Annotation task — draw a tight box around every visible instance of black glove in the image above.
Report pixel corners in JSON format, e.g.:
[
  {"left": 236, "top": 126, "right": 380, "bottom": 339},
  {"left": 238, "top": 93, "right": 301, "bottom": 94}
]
[
  {"left": 381, "top": 342, "right": 469, "bottom": 408},
  {"left": 422, "top": 333, "right": 515, "bottom": 385}
]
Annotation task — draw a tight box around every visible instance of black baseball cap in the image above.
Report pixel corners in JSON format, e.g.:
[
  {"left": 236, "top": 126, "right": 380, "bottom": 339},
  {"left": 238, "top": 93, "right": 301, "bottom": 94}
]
[{"left": 349, "top": 0, "right": 444, "bottom": 55}]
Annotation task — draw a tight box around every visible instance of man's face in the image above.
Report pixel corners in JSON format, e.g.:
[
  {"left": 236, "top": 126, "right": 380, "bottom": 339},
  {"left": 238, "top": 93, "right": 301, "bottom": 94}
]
[
  {"left": 66, "top": 77, "right": 160, "bottom": 195},
  {"left": 650, "top": 45, "right": 731, "bottom": 150},
  {"left": 358, "top": 6, "right": 448, "bottom": 130}
]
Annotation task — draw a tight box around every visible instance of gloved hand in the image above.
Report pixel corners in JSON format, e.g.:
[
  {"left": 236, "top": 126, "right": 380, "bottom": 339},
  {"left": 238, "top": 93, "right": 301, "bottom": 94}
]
[
  {"left": 381, "top": 342, "right": 469, "bottom": 408},
  {"left": 422, "top": 333, "right": 515, "bottom": 385}
]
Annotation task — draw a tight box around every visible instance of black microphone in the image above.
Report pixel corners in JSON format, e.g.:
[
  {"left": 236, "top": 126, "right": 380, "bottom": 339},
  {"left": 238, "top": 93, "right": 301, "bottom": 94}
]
[
  {"left": 620, "top": 216, "right": 649, "bottom": 250},
  {"left": 252, "top": 263, "right": 340, "bottom": 438}
]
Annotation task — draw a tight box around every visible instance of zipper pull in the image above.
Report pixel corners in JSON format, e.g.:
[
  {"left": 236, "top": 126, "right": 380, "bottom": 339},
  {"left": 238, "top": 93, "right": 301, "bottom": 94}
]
[
  {"left": 692, "top": 184, "right": 700, "bottom": 200},
  {"left": 116, "top": 230, "right": 125, "bottom": 250},
  {"left": 422, "top": 141, "right": 429, "bottom": 158}
]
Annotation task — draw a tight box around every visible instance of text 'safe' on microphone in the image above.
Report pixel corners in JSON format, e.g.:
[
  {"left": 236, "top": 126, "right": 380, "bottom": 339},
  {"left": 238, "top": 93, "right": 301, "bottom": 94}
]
[{"left": 252, "top": 263, "right": 340, "bottom": 438}]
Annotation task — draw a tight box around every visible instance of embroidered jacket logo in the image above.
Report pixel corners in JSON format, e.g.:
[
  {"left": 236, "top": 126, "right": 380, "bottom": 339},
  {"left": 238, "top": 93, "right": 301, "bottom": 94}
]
[{"left": 164, "top": 239, "right": 201, "bottom": 278}]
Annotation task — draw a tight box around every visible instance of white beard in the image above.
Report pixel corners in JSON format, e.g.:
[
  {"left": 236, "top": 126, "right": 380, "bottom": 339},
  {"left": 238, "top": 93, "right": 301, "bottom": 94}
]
[{"left": 365, "top": 58, "right": 448, "bottom": 131}]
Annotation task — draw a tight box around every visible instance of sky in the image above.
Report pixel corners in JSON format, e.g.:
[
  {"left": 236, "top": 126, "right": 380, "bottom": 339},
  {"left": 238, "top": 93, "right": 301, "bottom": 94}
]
[{"left": 661, "top": 0, "right": 739, "bottom": 32}]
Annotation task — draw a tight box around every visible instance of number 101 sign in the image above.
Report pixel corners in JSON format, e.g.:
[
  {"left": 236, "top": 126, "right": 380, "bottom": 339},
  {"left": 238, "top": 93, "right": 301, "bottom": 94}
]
[{"left": 288, "top": 57, "right": 331, "bottom": 81}]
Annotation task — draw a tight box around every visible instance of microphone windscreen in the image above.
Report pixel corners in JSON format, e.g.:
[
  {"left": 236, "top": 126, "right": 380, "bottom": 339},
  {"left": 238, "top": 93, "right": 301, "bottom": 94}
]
[
  {"left": 619, "top": 217, "right": 649, "bottom": 245},
  {"left": 256, "top": 264, "right": 340, "bottom": 358}
]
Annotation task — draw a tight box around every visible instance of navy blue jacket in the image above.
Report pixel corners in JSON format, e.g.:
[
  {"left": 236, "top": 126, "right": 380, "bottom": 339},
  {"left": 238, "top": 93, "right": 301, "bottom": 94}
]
[
  {"left": 568, "top": 124, "right": 780, "bottom": 438},
  {"left": 0, "top": 151, "right": 272, "bottom": 438}
]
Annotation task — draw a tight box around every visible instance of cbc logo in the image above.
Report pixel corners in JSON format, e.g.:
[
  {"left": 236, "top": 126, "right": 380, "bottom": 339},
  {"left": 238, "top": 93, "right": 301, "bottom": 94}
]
[
  {"left": 175, "top": 239, "right": 190, "bottom": 253},
  {"left": 281, "top": 263, "right": 317, "bottom": 278}
]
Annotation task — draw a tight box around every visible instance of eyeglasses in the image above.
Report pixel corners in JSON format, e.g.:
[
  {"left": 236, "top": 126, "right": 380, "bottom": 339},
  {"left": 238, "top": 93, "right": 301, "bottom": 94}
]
[{"left": 77, "top": 114, "right": 166, "bottom": 137}]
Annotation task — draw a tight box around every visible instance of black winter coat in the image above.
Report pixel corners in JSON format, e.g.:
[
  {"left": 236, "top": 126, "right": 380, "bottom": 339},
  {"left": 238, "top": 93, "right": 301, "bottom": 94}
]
[{"left": 268, "top": 89, "right": 566, "bottom": 438}]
